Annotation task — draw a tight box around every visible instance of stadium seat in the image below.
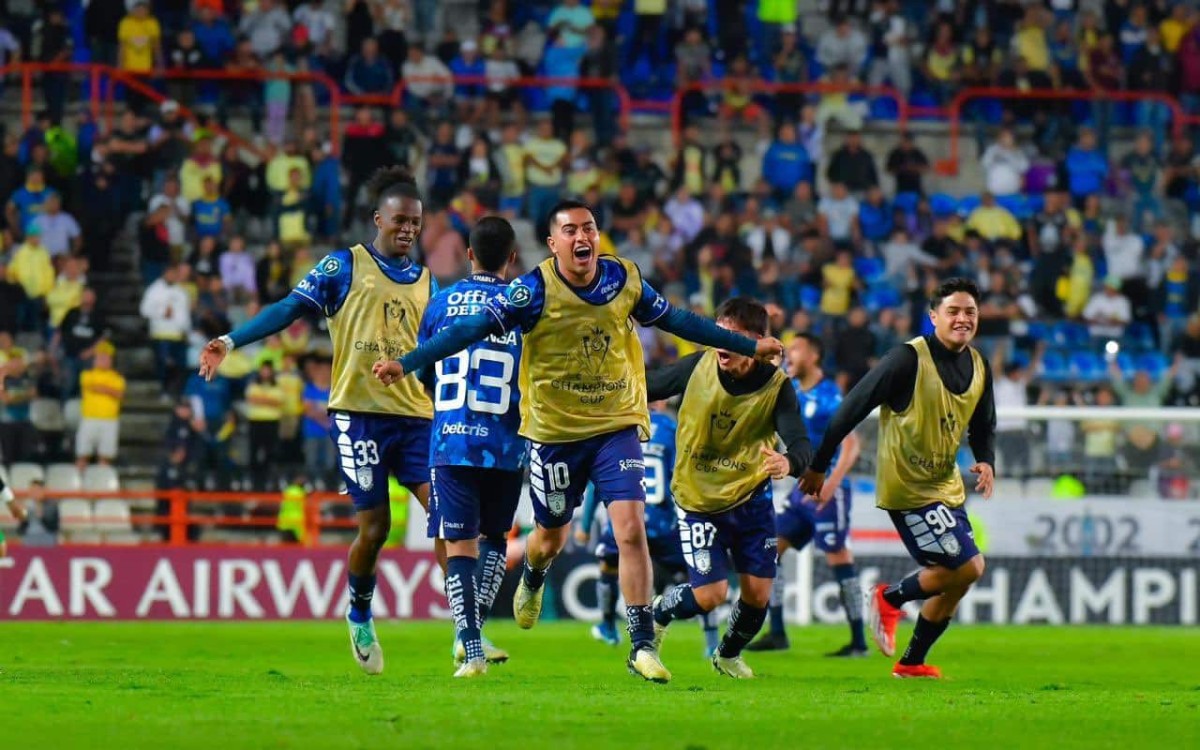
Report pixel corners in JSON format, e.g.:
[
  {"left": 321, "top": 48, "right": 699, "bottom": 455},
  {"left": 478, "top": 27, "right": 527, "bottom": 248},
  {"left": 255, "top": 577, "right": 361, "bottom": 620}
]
[
  {"left": 854, "top": 256, "right": 885, "bottom": 284},
  {"left": 997, "top": 194, "right": 1031, "bottom": 220},
  {"left": 1117, "top": 351, "right": 1137, "bottom": 377},
  {"left": 863, "top": 284, "right": 903, "bottom": 312},
  {"left": 63, "top": 398, "right": 83, "bottom": 432},
  {"left": 930, "top": 193, "right": 957, "bottom": 216},
  {"left": 1039, "top": 350, "right": 1069, "bottom": 382},
  {"left": 47, "top": 463, "right": 83, "bottom": 492},
  {"left": 8, "top": 462, "right": 45, "bottom": 490},
  {"left": 1025, "top": 320, "right": 1050, "bottom": 342},
  {"left": 1051, "top": 321, "right": 1090, "bottom": 349},
  {"left": 799, "top": 285, "right": 821, "bottom": 310},
  {"left": 1124, "top": 323, "right": 1156, "bottom": 352},
  {"left": 956, "top": 194, "right": 982, "bottom": 216},
  {"left": 893, "top": 191, "right": 920, "bottom": 215},
  {"left": 1128, "top": 479, "right": 1156, "bottom": 498},
  {"left": 1069, "top": 350, "right": 1105, "bottom": 380},
  {"left": 93, "top": 499, "right": 133, "bottom": 535},
  {"left": 30, "top": 398, "right": 65, "bottom": 433},
  {"left": 1022, "top": 478, "right": 1057, "bottom": 501},
  {"left": 1134, "top": 352, "right": 1168, "bottom": 378},
  {"left": 58, "top": 498, "right": 94, "bottom": 539},
  {"left": 83, "top": 464, "right": 120, "bottom": 492},
  {"left": 1026, "top": 193, "right": 1046, "bottom": 214}
]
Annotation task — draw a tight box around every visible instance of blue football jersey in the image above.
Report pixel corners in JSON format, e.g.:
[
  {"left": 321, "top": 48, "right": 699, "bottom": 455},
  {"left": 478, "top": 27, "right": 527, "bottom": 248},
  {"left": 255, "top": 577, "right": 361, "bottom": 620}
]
[
  {"left": 793, "top": 376, "right": 846, "bottom": 481},
  {"left": 420, "top": 273, "right": 527, "bottom": 471},
  {"left": 642, "top": 410, "right": 679, "bottom": 540}
]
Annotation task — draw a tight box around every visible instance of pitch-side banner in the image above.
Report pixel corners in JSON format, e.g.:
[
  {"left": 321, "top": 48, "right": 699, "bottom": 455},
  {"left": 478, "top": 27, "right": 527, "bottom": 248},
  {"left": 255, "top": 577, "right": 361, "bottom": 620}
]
[{"left": 0, "top": 547, "right": 447, "bottom": 621}]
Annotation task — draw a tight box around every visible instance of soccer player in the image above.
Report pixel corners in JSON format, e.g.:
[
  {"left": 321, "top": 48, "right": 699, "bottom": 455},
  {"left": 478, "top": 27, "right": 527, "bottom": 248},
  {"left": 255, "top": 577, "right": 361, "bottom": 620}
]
[
  {"left": 748, "top": 333, "right": 867, "bottom": 657},
  {"left": 374, "top": 200, "right": 783, "bottom": 683},
  {"left": 420, "top": 216, "right": 525, "bottom": 678},
  {"left": 199, "top": 167, "right": 436, "bottom": 676},
  {"left": 799, "top": 278, "right": 996, "bottom": 679},
  {"left": 577, "top": 402, "right": 720, "bottom": 656},
  {"left": 647, "top": 298, "right": 812, "bottom": 679}
]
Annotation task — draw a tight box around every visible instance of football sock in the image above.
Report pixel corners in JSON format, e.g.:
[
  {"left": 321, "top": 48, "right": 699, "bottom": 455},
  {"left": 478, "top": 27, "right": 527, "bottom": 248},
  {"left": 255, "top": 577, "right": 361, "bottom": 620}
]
[
  {"left": 597, "top": 570, "right": 619, "bottom": 626},
  {"left": 899, "top": 615, "right": 951, "bottom": 666},
  {"left": 654, "top": 584, "right": 702, "bottom": 626},
  {"left": 447, "top": 556, "right": 484, "bottom": 662},
  {"left": 521, "top": 558, "right": 548, "bottom": 591},
  {"left": 718, "top": 599, "right": 767, "bottom": 659},
  {"left": 700, "top": 610, "right": 720, "bottom": 654},
  {"left": 883, "top": 570, "right": 928, "bottom": 609},
  {"left": 476, "top": 536, "right": 507, "bottom": 627},
  {"left": 767, "top": 572, "right": 786, "bottom": 635},
  {"left": 626, "top": 605, "right": 655, "bottom": 651},
  {"left": 833, "top": 563, "right": 867, "bottom": 650},
  {"left": 347, "top": 572, "right": 376, "bottom": 624}
]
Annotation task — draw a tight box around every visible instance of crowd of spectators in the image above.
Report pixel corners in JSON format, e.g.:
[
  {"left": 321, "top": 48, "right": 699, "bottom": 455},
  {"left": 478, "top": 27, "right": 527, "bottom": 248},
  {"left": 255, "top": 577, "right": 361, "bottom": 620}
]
[{"left": 0, "top": 1, "right": 1199, "bottom": 501}]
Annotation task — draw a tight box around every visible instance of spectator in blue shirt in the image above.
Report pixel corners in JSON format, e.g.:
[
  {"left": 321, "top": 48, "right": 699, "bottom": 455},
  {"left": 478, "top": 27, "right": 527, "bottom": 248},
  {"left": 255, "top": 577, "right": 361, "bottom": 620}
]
[
  {"left": 308, "top": 142, "right": 343, "bottom": 242},
  {"left": 1064, "top": 127, "right": 1109, "bottom": 202},
  {"left": 761, "top": 122, "right": 812, "bottom": 203},
  {"left": 858, "top": 185, "right": 894, "bottom": 246},
  {"left": 192, "top": 176, "right": 232, "bottom": 240},
  {"left": 344, "top": 37, "right": 395, "bottom": 96},
  {"left": 191, "top": 6, "right": 236, "bottom": 68},
  {"left": 543, "top": 32, "right": 586, "bottom": 142},
  {"left": 6, "top": 168, "right": 52, "bottom": 236},
  {"left": 546, "top": 0, "right": 595, "bottom": 49},
  {"left": 301, "top": 357, "right": 335, "bottom": 489},
  {"left": 1118, "top": 4, "right": 1148, "bottom": 65},
  {"left": 185, "top": 370, "right": 237, "bottom": 490},
  {"left": 450, "top": 39, "right": 486, "bottom": 123}
]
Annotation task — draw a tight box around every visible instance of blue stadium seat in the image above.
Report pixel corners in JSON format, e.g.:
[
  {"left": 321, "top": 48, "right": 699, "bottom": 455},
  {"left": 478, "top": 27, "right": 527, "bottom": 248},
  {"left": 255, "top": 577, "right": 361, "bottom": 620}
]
[
  {"left": 1070, "top": 350, "right": 1105, "bottom": 381},
  {"left": 1026, "top": 194, "right": 1046, "bottom": 214},
  {"left": 800, "top": 285, "right": 821, "bottom": 310},
  {"left": 1040, "top": 350, "right": 1069, "bottom": 382},
  {"left": 893, "top": 191, "right": 920, "bottom": 215},
  {"left": 1026, "top": 320, "right": 1050, "bottom": 342},
  {"left": 854, "top": 256, "right": 886, "bottom": 283},
  {"left": 863, "top": 283, "right": 902, "bottom": 312},
  {"left": 957, "top": 194, "right": 981, "bottom": 215},
  {"left": 997, "top": 194, "right": 1031, "bottom": 220},
  {"left": 930, "top": 193, "right": 957, "bottom": 216},
  {"left": 1009, "top": 350, "right": 1031, "bottom": 370},
  {"left": 1051, "top": 321, "right": 1090, "bottom": 349},
  {"left": 1117, "top": 351, "right": 1137, "bottom": 378},
  {"left": 1135, "top": 352, "right": 1168, "bottom": 378},
  {"left": 1124, "top": 322, "right": 1156, "bottom": 352},
  {"left": 869, "top": 98, "right": 899, "bottom": 121}
]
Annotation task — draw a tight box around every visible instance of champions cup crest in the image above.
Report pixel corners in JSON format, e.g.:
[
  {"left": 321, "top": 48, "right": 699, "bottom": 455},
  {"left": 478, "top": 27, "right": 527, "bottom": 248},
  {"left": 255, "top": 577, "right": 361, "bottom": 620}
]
[
  {"left": 574, "top": 324, "right": 612, "bottom": 377},
  {"left": 710, "top": 409, "right": 738, "bottom": 439},
  {"left": 383, "top": 298, "right": 408, "bottom": 333}
]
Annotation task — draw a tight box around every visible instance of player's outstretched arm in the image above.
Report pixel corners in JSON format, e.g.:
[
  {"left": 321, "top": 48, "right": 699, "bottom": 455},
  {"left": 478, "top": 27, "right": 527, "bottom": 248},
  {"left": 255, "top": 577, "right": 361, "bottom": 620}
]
[
  {"left": 645, "top": 352, "right": 703, "bottom": 402},
  {"left": 376, "top": 311, "right": 498, "bottom": 385},
  {"left": 199, "top": 297, "right": 307, "bottom": 381},
  {"left": 650, "top": 304, "right": 783, "bottom": 361}
]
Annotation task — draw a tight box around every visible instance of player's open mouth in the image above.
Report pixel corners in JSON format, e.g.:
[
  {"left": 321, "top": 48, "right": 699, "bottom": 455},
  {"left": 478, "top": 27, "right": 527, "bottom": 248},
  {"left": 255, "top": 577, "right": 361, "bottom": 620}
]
[
  {"left": 717, "top": 351, "right": 732, "bottom": 366},
  {"left": 953, "top": 325, "right": 972, "bottom": 333},
  {"left": 572, "top": 245, "right": 593, "bottom": 261}
]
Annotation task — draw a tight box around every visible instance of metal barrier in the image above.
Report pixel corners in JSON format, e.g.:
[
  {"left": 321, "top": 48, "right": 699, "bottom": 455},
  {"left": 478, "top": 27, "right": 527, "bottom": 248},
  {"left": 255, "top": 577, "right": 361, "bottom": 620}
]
[
  {"left": 936, "top": 86, "right": 1188, "bottom": 176},
  {"left": 669, "top": 80, "right": 911, "bottom": 145}
]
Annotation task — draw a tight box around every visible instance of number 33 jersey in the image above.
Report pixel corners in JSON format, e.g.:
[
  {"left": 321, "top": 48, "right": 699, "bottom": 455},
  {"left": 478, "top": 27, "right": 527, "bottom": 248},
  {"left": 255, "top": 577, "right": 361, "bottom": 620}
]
[{"left": 420, "top": 272, "right": 529, "bottom": 471}]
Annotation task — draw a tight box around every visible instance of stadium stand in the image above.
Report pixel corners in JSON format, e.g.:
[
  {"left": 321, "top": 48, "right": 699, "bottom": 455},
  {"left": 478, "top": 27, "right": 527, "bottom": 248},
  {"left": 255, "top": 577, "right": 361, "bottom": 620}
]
[{"left": 1, "top": 0, "right": 1199, "bottom": 545}]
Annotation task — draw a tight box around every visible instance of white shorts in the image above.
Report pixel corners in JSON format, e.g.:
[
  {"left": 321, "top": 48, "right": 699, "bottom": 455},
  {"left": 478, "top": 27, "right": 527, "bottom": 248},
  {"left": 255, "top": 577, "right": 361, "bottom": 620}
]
[{"left": 76, "top": 418, "right": 119, "bottom": 459}]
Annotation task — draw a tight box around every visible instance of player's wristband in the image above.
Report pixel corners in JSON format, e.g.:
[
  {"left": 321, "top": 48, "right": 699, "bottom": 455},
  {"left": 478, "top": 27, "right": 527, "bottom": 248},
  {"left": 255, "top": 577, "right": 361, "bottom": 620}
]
[{"left": 218, "top": 334, "right": 235, "bottom": 352}]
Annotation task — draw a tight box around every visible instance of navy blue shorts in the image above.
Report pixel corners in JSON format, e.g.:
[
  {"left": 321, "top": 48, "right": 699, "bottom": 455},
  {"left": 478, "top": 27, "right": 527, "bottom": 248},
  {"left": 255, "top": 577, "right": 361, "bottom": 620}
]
[
  {"left": 595, "top": 523, "right": 686, "bottom": 571},
  {"left": 529, "top": 427, "right": 646, "bottom": 529},
  {"left": 888, "top": 502, "right": 980, "bottom": 570},
  {"left": 776, "top": 482, "right": 853, "bottom": 553},
  {"left": 678, "top": 482, "right": 777, "bottom": 588},
  {"left": 329, "top": 411, "right": 432, "bottom": 511},
  {"left": 428, "top": 466, "right": 523, "bottom": 541}
]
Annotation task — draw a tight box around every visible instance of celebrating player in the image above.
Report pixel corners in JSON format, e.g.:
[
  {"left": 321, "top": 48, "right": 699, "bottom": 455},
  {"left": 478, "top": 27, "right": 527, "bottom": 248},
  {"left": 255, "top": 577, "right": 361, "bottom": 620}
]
[
  {"left": 374, "top": 200, "right": 783, "bottom": 683},
  {"left": 748, "top": 333, "right": 866, "bottom": 657},
  {"left": 199, "top": 167, "right": 436, "bottom": 676},
  {"left": 799, "top": 278, "right": 996, "bottom": 679},
  {"left": 420, "top": 216, "right": 525, "bottom": 678},
  {"left": 647, "top": 298, "right": 812, "bottom": 679},
  {"left": 577, "top": 402, "right": 721, "bottom": 657}
]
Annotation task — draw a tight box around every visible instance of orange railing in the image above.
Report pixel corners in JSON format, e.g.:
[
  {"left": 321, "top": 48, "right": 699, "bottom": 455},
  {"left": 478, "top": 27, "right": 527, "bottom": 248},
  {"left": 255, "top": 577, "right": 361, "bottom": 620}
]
[
  {"left": 935, "top": 87, "right": 1189, "bottom": 175},
  {"left": 6, "top": 489, "right": 360, "bottom": 547},
  {"left": 670, "top": 80, "right": 911, "bottom": 145}
]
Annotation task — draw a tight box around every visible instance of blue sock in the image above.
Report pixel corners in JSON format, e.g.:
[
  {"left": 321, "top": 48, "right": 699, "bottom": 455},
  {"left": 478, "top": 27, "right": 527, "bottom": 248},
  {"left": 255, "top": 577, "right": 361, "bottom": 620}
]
[
  {"left": 899, "top": 615, "right": 950, "bottom": 666},
  {"left": 654, "top": 584, "right": 702, "bottom": 626},
  {"left": 476, "top": 536, "right": 507, "bottom": 627},
  {"left": 447, "top": 556, "right": 484, "bottom": 662},
  {"left": 833, "top": 563, "right": 867, "bottom": 649},
  {"left": 626, "top": 604, "right": 655, "bottom": 651},
  {"left": 700, "top": 610, "right": 720, "bottom": 654},
  {"left": 718, "top": 599, "right": 767, "bottom": 659},
  {"left": 597, "top": 569, "right": 619, "bottom": 626},
  {"left": 347, "top": 572, "right": 376, "bottom": 623},
  {"left": 884, "top": 570, "right": 928, "bottom": 609},
  {"left": 522, "top": 558, "right": 548, "bottom": 591},
  {"left": 767, "top": 572, "right": 786, "bottom": 635}
]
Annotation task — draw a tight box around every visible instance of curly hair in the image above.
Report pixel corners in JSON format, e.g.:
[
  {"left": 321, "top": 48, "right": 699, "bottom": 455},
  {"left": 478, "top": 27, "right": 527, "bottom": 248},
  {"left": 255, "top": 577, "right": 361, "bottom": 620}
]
[{"left": 365, "top": 165, "right": 422, "bottom": 209}]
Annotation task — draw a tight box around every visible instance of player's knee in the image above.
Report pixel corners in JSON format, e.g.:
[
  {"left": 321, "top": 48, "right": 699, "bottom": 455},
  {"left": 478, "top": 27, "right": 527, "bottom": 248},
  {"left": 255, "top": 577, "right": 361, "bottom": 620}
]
[
  {"left": 960, "top": 554, "right": 985, "bottom": 586},
  {"left": 693, "top": 583, "right": 728, "bottom": 612},
  {"left": 610, "top": 518, "right": 647, "bottom": 550},
  {"left": 358, "top": 521, "right": 389, "bottom": 551}
]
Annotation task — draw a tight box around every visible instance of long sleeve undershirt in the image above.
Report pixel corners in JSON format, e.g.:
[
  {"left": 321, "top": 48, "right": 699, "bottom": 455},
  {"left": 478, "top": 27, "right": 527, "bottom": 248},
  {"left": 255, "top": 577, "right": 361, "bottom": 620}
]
[
  {"left": 646, "top": 353, "right": 812, "bottom": 477},
  {"left": 810, "top": 335, "right": 996, "bottom": 473},
  {"left": 227, "top": 296, "right": 308, "bottom": 348}
]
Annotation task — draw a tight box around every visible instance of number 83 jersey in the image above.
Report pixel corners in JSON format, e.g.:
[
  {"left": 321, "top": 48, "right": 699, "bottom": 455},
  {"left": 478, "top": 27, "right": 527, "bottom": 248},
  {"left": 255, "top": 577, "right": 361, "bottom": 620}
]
[{"left": 420, "top": 273, "right": 529, "bottom": 471}]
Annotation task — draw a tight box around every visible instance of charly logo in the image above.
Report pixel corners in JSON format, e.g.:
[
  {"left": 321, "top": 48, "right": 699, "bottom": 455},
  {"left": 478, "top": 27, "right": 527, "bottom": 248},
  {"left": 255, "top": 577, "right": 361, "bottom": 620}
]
[
  {"left": 383, "top": 298, "right": 407, "bottom": 333},
  {"left": 710, "top": 408, "right": 738, "bottom": 439}
]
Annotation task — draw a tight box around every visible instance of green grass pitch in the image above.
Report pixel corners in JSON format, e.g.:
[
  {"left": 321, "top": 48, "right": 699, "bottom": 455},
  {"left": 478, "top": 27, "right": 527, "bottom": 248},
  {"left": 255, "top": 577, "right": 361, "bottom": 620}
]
[{"left": 0, "top": 621, "right": 1196, "bottom": 749}]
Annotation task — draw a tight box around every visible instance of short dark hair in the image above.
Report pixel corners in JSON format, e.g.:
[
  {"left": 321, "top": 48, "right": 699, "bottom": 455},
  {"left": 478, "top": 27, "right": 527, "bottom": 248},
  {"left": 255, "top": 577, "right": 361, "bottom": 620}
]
[
  {"left": 795, "top": 331, "right": 824, "bottom": 360},
  {"left": 366, "top": 166, "right": 422, "bottom": 210},
  {"left": 469, "top": 216, "right": 516, "bottom": 273},
  {"left": 929, "top": 277, "right": 982, "bottom": 310},
  {"left": 715, "top": 297, "right": 769, "bottom": 336},
  {"left": 547, "top": 199, "right": 593, "bottom": 230}
]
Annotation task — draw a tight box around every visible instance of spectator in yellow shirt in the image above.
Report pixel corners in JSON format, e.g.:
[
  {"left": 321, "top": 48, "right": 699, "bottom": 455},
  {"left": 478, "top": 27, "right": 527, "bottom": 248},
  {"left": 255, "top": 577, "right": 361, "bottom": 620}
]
[
  {"left": 76, "top": 342, "right": 126, "bottom": 470},
  {"left": 1161, "top": 4, "right": 1193, "bottom": 53},
  {"left": 179, "top": 136, "right": 222, "bottom": 202},
  {"left": 820, "top": 249, "right": 860, "bottom": 318},
  {"left": 118, "top": 1, "right": 163, "bottom": 73},
  {"left": 966, "top": 192, "right": 1023, "bottom": 241},
  {"left": 245, "top": 362, "right": 285, "bottom": 491},
  {"left": 7, "top": 223, "right": 55, "bottom": 331},
  {"left": 47, "top": 256, "right": 87, "bottom": 329},
  {"left": 1011, "top": 6, "right": 1050, "bottom": 72}
]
